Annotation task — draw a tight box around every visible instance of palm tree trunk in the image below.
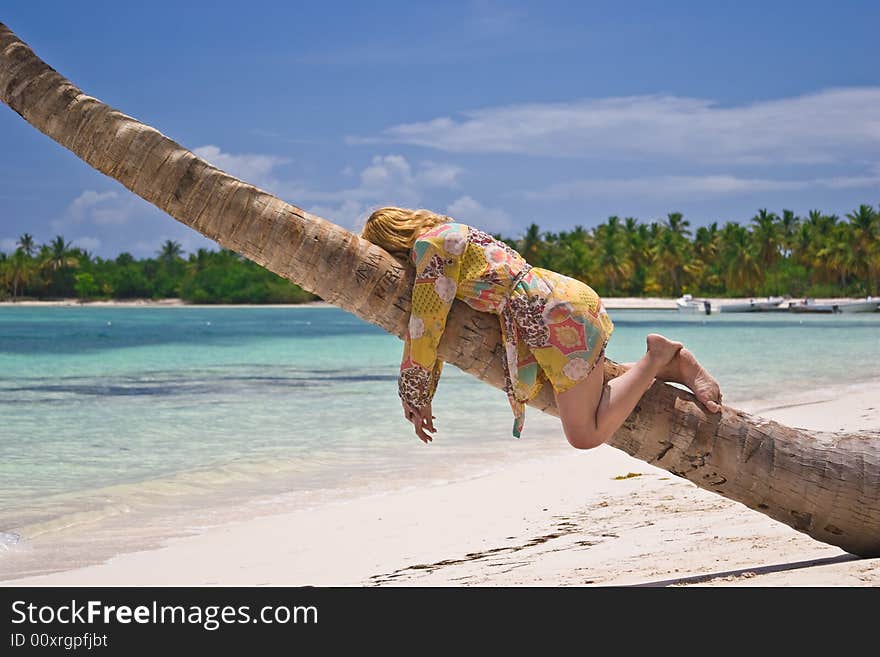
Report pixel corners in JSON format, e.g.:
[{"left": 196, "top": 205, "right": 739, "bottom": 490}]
[{"left": 2, "top": 22, "right": 879, "bottom": 557}]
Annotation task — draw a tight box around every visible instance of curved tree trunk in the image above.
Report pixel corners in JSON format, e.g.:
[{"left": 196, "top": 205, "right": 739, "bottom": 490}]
[{"left": 1, "top": 22, "right": 878, "bottom": 556}]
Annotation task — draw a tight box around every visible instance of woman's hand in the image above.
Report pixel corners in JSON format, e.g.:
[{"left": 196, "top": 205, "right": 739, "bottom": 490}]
[{"left": 401, "top": 400, "right": 437, "bottom": 444}]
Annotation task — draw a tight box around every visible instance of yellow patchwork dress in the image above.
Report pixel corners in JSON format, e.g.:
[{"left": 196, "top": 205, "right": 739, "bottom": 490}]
[{"left": 399, "top": 221, "right": 614, "bottom": 438}]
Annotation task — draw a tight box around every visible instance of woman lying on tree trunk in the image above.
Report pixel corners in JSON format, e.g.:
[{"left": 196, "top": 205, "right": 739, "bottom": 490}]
[{"left": 361, "top": 207, "right": 723, "bottom": 447}]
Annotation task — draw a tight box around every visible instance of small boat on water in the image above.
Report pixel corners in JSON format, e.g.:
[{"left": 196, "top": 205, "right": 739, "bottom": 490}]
[
  {"left": 719, "top": 297, "right": 785, "bottom": 313},
  {"left": 788, "top": 299, "right": 838, "bottom": 314},
  {"left": 835, "top": 297, "right": 879, "bottom": 313},
  {"left": 675, "top": 294, "right": 711, "bottom": 315}
]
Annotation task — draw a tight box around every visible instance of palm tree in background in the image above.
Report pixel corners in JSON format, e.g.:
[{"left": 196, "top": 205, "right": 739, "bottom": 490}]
[
  {"left": 799, "top": 210, "right": 838, "bottom": 286},
  {"left": 158, "top": 239, "right": 184, "bottom": 264},
  {"left": 845, "top": 204, "right": 878, "bottom": 294},
  {"left": 5, "top": 249, "right": 36, "bottom": 300},
  {"left": 517, "top": 223, "right": 544, "bottom": 266},
  {"left": 650, "top": 213, "right": 692, "bottom": 296},
  {"left": 751, "top": 209, "right": 781, "bottom": 269},
  {"left": 719, "top": 222, "right": 760, "bottom": 294},
  {"left": 623, "top": 217, "right": 650, "bottom": 295},
  {"left": 593, "top": 216, "right": 631, "bottom": 295},
  {"left": 779, "top": 209, "right": 799, "bottom": 257},
  {"left": 664, "top": 211, "right": 691, "bottom": 240},
  {"left": 817, "top": 222, "right": 858, "bottom": 289},
  {"left": 17, "top": 233, "right": 36, "bottom": 257},
  {"left": 41, "top": 235, "right": 79, "bottom": 274},
  {"left": 692, "top": 222, "right": 721, "bottom": 292},
  {"left": 34, "top": 236, "right": 78, "bottom": 296},
  {"left": 552, "top": 225, "right": 594, "bottom": 282}
]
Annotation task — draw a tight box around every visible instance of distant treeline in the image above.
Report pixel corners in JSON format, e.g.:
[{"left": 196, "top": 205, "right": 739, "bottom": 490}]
[
  {"left": 498, "top": 205, "right": 878, "bottom": 298},
  {"left": 1, "top": 204, "right": 878, "bottom": 302},
  {"left": 0, "top": 239, "right": 318, "bottom": 304}
]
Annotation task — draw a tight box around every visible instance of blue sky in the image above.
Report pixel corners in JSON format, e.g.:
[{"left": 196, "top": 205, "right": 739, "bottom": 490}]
[{"left": 1, "top": 0, "right": 878, "bottom": 258}]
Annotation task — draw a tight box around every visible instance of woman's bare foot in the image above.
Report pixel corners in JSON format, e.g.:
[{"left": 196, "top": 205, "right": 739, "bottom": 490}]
[
  {"left": 673, "top": 348, "right": 722, "bottom": 413},
  {"left": 618, "top": 340, "right": 722, "bottom": 414},
  {"left": 645, "top": 333, "right": 683, "bottom": 369}
]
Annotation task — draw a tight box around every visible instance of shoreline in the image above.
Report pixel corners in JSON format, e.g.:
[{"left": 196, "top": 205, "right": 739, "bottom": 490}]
[
  {"left": 3, "top": 378, "right": 878, "bottom": 587},
  {"left": 0, "top": 296, "right": 873, "bottom": 310},
  {"left": 0, "top": 298, "right": 335, "bottom": 308}
]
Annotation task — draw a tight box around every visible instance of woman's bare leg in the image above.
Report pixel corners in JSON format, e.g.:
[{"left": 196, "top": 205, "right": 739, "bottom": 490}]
[
  {"left": 620, "top": 347, "right": 722, "bottom": 413},
  {"left": 555, "top": 334, "right": 682, "bottom": 450}
]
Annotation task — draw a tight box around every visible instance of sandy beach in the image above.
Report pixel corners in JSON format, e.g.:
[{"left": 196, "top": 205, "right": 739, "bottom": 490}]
[{"left": 4, "top": 378, "right": 878, "bottom": 588}]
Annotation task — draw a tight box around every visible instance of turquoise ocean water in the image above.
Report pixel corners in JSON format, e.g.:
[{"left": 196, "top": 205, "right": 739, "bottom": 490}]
[{"left": 0, "top": 305, "right": 878, "bottom": 579}]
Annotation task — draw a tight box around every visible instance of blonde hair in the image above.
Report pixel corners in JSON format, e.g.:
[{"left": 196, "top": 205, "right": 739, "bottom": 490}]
[{"left": 360, "top": 206, "right": 453, "bottom": 257}]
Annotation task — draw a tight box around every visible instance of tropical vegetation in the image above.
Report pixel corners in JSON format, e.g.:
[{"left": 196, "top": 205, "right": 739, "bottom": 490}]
[
  {"left": 0, "top": 237, "right": 318, "bottom": 303},
  {"left": 1, "top": 204, "right": 877, "bottom": 302},
  {"left": 502, "top": 204, "right": 879, "bottom": 298}
]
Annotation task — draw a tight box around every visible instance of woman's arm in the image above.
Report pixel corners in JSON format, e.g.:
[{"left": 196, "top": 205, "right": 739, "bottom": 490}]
[
  {"left": 398, "top": 224, "right": 466, "bottom": 441},
  {"left": 399, "top": 332, "right": 438, "bottom": 443}
]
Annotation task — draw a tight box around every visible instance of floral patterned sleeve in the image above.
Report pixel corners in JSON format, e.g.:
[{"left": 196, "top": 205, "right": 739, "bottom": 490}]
[{"left": 398, "top": 223, "right": 467, "bottom": 410}]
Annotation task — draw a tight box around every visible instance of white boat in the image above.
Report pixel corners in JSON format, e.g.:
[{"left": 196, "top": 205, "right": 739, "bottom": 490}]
[
  {"left": 720, "top": 297, "right": 785, "bottom": 313},
  {"left": 835, "top": 297, "right": 879, "bottom": 313},
  {"left": 788, "top": 299, "right": 838, "bottom": 314},
  {"left": 676, "top": 294, "right": 711, "bottom": 315}
]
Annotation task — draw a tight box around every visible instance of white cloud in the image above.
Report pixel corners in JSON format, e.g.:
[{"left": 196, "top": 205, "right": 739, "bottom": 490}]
[
  {"left": 365, "top": 87, "right": 880, "bottom": 165},
  {"left": 292, "top": 155, "right": 461, "bottom": 204},
  {"left": 358, "top": 155, "right": 415, "bottom": 193},
  {"left": 308, "top": 200, "right": 369, "bottom": 233},
  {"left": 446, "top": 195, "right": 512, "bottom": 232},
  {"left": 525, "top": 171, "right": 880, "bottom": 202},
  {"left": 818, "top": 164, "right": 880, "bottom": 189},
  {"left": 286, "top": 155, "right": 463, "bottom": 230},
  {"left": 416, "top": 161, "right": 463, "bottom": 188},
  {"left": 69, "top": 190, "right": 119, "bottom": 219},
  {"left": 47, "top": 188, "right": 217, "bottom": 259},
  {"left": 0, "top": 238, "right": 18, "bottom": 253},
  {"left": 65, "top": 190, "right": 137, "bottom": 226},
  {"left": 193, "top": 145, "right": 289, "bottom": 190}
]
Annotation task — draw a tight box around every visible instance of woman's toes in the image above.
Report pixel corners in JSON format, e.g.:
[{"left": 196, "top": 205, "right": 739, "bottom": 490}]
[
  {"left": 695, "top": 381, "right": 722, "bottom": 413},
  {"left": 646, "top": 334, "right": 683, "bottom": 364}
]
